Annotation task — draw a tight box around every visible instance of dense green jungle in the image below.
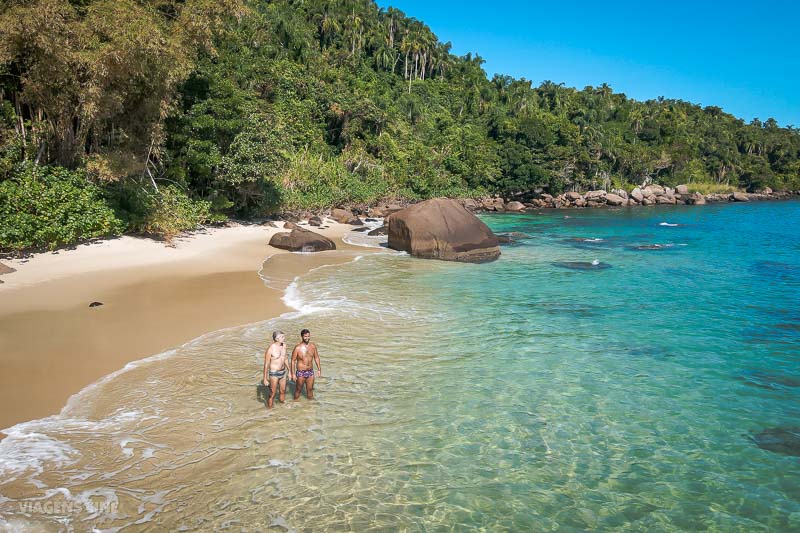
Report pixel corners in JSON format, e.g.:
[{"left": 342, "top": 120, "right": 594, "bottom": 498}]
[{"left": 2, "top": 0, "right": 799, "bottom": 250}]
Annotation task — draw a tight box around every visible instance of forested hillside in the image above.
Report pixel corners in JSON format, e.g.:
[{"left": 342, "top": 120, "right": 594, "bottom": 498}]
[{"left": 2, "top": 0, "right": 799, "bottom": 250}]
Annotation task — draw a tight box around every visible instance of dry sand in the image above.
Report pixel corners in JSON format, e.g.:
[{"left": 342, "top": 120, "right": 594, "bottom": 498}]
[{"left": 0, "top": 221, "right": 366, "bottom": 429}]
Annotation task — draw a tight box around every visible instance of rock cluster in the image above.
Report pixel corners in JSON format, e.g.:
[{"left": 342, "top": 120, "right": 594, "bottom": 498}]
[{"left": 463, "top": 186, "right": 799, "bottom": 212}]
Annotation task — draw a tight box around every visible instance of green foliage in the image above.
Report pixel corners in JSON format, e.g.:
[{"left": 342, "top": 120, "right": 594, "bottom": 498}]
[
  {"left": 0, "top": 164, "right": 124, "bottom": 251},
  {"left": 107, "top": 183, "right": 211, "bottom": 242},
  {"left": 108, "top": 181, "right": 216, "bottom": 242},
  {"left": 0, "top": 0, "right": 798, "bottom": 254}
]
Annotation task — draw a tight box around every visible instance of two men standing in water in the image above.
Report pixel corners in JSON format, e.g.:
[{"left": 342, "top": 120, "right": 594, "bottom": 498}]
[{"left": 263, "top": 329, "right": 322, "bottom": 408}]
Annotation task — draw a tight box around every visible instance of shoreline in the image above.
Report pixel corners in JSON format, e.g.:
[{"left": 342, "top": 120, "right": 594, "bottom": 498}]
[{"left": 0, "top": 220, "right": 371, "bottom": 430}]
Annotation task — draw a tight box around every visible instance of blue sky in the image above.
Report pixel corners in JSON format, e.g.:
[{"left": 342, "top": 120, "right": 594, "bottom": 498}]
[{"left": 378, "top": 1, "right": 800, "bottom": 127}]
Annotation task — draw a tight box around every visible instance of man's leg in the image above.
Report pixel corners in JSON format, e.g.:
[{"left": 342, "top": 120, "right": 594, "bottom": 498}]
[
  {"left": 306, "top": 376, "right": 315, "bottom": 399},
  {"left": 278, "top": 376, "right": 287, "bottom": 403},
  {"left": 268, "top": 376, "right": 278, "bottom": 408},
  {"left": 294, "top": 377, "right": 305, "bottom": 400}
]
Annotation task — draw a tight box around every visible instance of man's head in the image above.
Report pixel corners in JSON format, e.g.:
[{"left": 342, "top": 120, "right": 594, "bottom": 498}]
[
  {"left": 272, "top": 330, "right": 285, "bottom": 344},
  {"left": 300, "top": 329, "right": 310, "bottom": 344}
]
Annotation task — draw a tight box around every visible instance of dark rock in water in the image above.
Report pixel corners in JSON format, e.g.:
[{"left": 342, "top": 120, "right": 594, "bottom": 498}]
[
  {"left": 633, "top": 244, "right": 667, "bottom": 250},
  {"left": 387, "top": 198, "right": 500, "bottom": 263},
  {"left": 269, "top": 227, "right": 336, "bottom": 252},
  {"left": 553, "top": 261, "right": 611, "bottom": 270},
  {"left": 365, "top": 218, "right": 379, "bottom": 222},
  {"left": 368, "top": 225, "right": 387, "bottom": 236},
  {"left": 351, "top": 226, "right": 370, "bottom": 232},
  {"left": 738, "top": 370, "right": 800, "bottom": 391},
  {"left": 497, "top": 232, "right": 531, "bottom": 245},
  {"left": 89, "top": 301, "right": 104, "bottom": 308},
  {"left": 752, "top": 427, "right": 800, "bottom": 456}
]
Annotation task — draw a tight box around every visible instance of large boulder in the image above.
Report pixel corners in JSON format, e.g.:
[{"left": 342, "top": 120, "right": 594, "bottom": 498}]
[
  {"left": 0, "top": 262, "right": 15, "bottom": 275},
  {"left": 585, "top": 190, "right": 607, "bottom": 201},
  {"left": 566, "top": 191, "right": 582, "bottom": 201},
  {"left": 605, "top": 193, "right": 626, "bottom": 206},
  {"left": 387, "top": 198, "right": 500, "bottom": 263},
  {"left": 732, "top": 192, "right": 750, "bottom": 202},
  {"left": 630, "top": 187, "right": 644, "bottom": 203},
  {"left": 643, "top": 184, "right": 666, "bottom": 196},
  {"left": 331, "top": 208, "right": 362, "bottom": 224},
  {"left": 505, "top": 201, "right": 526, "bottom": 212},
  {"left": 269, "top": 227, "right": 336, "bottom": 252},
  {"left": 676, "top": 184, "right": 689, "bottom": 195}
]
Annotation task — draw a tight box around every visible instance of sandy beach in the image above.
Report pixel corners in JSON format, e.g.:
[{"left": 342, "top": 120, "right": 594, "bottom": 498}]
[{"left": 0, "top": 221, "right": 363, "bottom": 430}]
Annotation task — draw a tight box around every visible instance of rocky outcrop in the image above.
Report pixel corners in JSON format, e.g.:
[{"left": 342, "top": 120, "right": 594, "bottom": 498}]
[
  {"left": 269, "top": 227, "right": 336, "bottom": 252},
  {"left": 387, "top": 198, "right": 500, "bottom": 263},
  {"left": 331, "top": 208, "right": 362, "bottom": 225},
  {"left": 605, "top": 193, "right": 626, "bottom": 206},
  {"left": 732, "top": 192, "right": 750, "bottom": 202},
  {"left": 505, "top": 201, "right": 526, "bottom": 212}
]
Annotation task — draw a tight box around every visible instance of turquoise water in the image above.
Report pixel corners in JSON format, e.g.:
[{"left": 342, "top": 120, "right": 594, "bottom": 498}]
[{"left": 1, "top": 201, "right": 799, "bottom": 530}]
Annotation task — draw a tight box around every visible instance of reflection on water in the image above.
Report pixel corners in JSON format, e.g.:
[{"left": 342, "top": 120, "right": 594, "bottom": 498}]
[{"left": 2, "top": 202, "right": 800, "bottom": 531}]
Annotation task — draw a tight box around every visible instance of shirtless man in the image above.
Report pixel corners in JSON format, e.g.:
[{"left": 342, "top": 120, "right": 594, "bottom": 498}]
[
  {"left": 291, "top": 329, "right": 321, "bottom": 400},
  {"left": 263, "top": 331, "right": 288, "bottom": 408}
]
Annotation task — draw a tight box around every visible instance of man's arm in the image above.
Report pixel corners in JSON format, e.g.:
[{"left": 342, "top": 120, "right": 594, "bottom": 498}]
[
  {"left": 313, "top": 344, "right": 321, "bottom": 377},
  {"left": 290, "top": 345, "right": 298, "bottom": 380},
  {"left": 263, "top": 347, "right": 271, "bottom": 385}
]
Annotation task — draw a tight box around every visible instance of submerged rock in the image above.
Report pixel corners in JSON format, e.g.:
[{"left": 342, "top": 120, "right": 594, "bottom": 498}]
[
  {"left": 553, "top": 261, "right": 612, "bottom": 270},
  {"left": 269, "top": 227, "right": 336, "bottom": 252},
  {"left": 496, "top": 232, "right": 531, "bottom": 245},
  {"left": 368, "top": 225, "right": 387, "bottom": 236},
  {"left": 752, "top": 427, "right": 800, "bottom": 457},
  {"left": 387, "top": 198, "right": 500, "bottom": 263}
]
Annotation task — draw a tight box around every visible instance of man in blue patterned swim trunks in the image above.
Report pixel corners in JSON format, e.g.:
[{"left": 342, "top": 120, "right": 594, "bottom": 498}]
[{"left": 291, "top": 329, "right": 321, "bottom": 400}]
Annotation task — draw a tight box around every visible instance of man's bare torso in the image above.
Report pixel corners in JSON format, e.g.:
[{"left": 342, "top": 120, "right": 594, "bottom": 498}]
[{"left": 294, "top": 342, "right": 317, "bottom": 370}]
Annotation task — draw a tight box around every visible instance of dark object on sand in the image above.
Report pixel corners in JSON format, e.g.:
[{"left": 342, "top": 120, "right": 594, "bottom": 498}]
[
  {"left": 553, "top": 261, "right": 611, "bottom": 270},
  {"left": 89, "top": 301, "right": 104, "bottom": 308},
  {"left": 387, "top": 198, "right": 500, "bottom": 263},
  {"left": 751, "top": 427, "right": 800, "bottom": 456},
  {"left": 0, "top": 262, "right": 16, "bottom": 276},
  {"left": 351, "top": 226, "right": 370, "bottom": 232},
  {"left": 269, "top": 227, "right": 336, "bottom": 252},
  {"left": 308, "top": 216, "right": 323, "bottom": 227}
]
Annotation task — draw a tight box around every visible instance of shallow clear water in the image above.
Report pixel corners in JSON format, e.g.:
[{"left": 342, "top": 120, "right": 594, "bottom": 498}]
[{"left": 1, "top": 201, "right": 799, "bottom": 531}]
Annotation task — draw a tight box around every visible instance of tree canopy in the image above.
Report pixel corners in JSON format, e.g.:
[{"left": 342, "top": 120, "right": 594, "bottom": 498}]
[{"left": 1, "top": 0, "right": 798, "bottom": 249}]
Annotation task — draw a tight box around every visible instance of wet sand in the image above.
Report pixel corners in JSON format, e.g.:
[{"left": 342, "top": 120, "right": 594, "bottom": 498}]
[{"left": 0, "top": 222, "right": 363, "bottom": 429}]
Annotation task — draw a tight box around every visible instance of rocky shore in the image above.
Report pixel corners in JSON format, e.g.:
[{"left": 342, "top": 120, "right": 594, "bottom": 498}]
[
  {"left": 275, "top": 186, "right": 799, "bottom": 226},
  {"left": 466, "top": 185, "right": 800, "bottom": 212}
]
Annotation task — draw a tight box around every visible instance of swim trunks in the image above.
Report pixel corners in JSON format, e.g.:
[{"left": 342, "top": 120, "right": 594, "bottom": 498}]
[
  {"left": 295, "top": 369, "right": 314, "bottom": 379},
  {"left": 269, "top": 369, "right": 287, "bottom": 379}
]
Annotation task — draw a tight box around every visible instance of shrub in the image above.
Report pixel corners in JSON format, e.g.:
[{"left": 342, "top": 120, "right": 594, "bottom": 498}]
[
  {"left": 108, "top": 183, "right": 212, "bottom": 242},
  {"left": 0, "top": 163, "right": 124, "bottom": 251}
]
